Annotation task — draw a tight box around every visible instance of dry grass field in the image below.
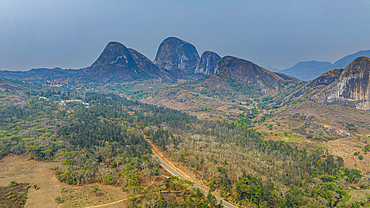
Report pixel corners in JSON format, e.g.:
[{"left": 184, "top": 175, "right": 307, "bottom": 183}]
[
  {"left": 0, "top": 156, "right": 174, "bottom": 208},
  {"left": 0, "top": 156, "right": 130, "bottom": 208},
  {"left": 0, "top": 156, "right": 62, "bottom": 208}
]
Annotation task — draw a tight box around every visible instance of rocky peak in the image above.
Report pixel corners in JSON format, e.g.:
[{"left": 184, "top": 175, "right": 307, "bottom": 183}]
[
  {"left": 214, "top": 56, "right": 283, "bottom": 90},
  {"left": 90, "top": 42, "right": 137, "bottom": 70},
  {"left": 195, "top": 51, "right": 221, "bottom": 75},
  {"left": 81, "top": 42, "right": 141, "bottom": 82},
  {"left": 154, "top": 37, "right": 200, "bottom": 75},
  {"left": 311, "top": 57, "right": 370, "bottom": 110}
]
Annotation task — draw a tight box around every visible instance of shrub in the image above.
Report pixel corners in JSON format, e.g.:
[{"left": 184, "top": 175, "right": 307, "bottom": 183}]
[
  {"left": 9, "top": 181, "right": 17, "bottom": 187},
  {"left": 55, "top": 196, "right": 63, "bottom": 203}
]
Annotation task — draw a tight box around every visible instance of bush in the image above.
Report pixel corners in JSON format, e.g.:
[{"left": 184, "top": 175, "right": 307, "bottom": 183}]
[
  {"left": 9, "top": 181, "right": 17, "bottom": 187},
  {"left": 55, "top": 196, "right": 63, "bottom": 203},
  {"left": 110, "top": 161, "right": 117, "bottom": 168}
]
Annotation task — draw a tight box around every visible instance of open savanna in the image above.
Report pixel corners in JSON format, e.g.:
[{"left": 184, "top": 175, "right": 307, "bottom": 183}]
[{"left": 0, "top": 156, "right": 172, "bottom": 208}]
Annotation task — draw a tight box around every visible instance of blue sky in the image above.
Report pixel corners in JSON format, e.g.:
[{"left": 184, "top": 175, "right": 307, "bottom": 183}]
[{"left": 1, "top": 0, "right": 369, "bottom": 71}]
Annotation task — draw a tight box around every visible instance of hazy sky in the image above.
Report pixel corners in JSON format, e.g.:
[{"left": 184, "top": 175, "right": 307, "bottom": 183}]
[{"left": 1, "top": 0, "right": 370, "bottom": 71}]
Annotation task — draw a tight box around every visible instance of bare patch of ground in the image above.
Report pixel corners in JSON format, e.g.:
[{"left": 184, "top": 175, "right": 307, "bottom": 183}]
[
  {"left": 0, "top": 155, "right": 175, "bottom": 208},
  {"left": 59, "top": 184, "right": 127, "bottom": 208},
  {"left": 0, "top": 155, "right": 62, "bottom": 208},
  {"left": 0, "top": 156, "right": 129, "bottom": 208}
]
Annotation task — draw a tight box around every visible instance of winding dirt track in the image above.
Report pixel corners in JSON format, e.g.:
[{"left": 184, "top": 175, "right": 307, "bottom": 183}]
[
  {"left": 144, "top": 136, "right": 238, "bottom": 208},
  {"left": 87, "top": 128, "right": 238, "bottom": 208},
  {"left": 84, "top": 197, "right": 133, "bottom": 208}
]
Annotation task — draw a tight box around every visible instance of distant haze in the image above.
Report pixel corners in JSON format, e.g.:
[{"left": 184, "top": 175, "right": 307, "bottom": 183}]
[{"left": 1, "top": 0, "right": 370, "bottom": 71}]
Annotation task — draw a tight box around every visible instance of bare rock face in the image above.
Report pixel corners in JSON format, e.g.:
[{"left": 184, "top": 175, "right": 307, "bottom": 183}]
[
  {"left": 275, "top": 68, "right": 343, "bottom": 105},
  {"left": 154, "top": 37, "right": 200, "bottom": 75},
  {"left": 214, "top": 56, "right": 283, "bottom": 90},
  {"left": 311, "top": 57, "right": 370, "bottom": 110},
  {"left": 128, "top": 48, "right": 159, "bottom": 75},
  {"left": 81, "top": 42, "right": 143, "bottom": 82},
  {"left": 128, "top": 48, "right": 173, "bottom": 81},
  {"left": 195, "top": 51, "right": 221, "bottom": 75}
]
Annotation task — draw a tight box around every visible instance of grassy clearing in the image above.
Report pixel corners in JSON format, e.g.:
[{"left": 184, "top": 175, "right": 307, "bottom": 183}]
[
  {"left": 348, "top": 188, "right": 370, "bottom": 203},
  {"left": 0, "top": 156, "right": 130, "bottom": 208},
  {"left": 58, "top": 184, "right": 127, "bottom": 208},
  {"left": 0, "top": 156, "right": 173, "bottom": 208}
]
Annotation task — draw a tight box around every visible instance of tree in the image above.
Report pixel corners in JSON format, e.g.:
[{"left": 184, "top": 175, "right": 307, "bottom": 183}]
[{"left": 363, "top": 144, "right": 370, "bottom": 154}]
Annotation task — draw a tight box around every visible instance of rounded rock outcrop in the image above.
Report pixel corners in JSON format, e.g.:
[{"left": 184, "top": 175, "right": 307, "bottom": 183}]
[{"left": 154, "top": 37, "right": 200, "bottom": 75}]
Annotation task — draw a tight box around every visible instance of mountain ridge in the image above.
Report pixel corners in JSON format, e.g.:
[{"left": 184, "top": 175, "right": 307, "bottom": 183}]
[
  {"left": 281, "top": 50, "right": 370, "bottom": 81},
  {"left": 0, "top": 67, "right": 83, "bottom": 81},
  {"left": 215, "top": 56, "right": 283, "bottom": 90},
  {"left": 311, "top": 56, "right": 370, "bottom": 110}
]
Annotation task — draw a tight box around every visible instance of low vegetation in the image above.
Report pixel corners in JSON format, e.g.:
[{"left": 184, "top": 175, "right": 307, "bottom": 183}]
[{"left": 0, "top": 182, "right": 30, "bottom": 208}]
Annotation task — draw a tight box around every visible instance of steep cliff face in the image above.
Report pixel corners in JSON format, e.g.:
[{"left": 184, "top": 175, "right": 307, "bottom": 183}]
[
  {"left": 81, "top": 42, "right": 145, "bottom": 82},
  {"left": 128, "top": 48, "right": 173, "bottom": 81},
  {"left": 275, "top": 68, "right": 343, "bottom": 105},
  {"left": 128, "top": 48, "right": 159, "bottom": 75},
  {"left": 214, "top": 56, "right": 283, "bottom": 90},
  {"left": 154, "top": 37, "right": 200, "bottom": 75},
  {"left": 195, "top": 51, "right": 221, "bottom": 75},
  {"left": 311, "top": 57, "right": 370, "bottom": 110}
]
